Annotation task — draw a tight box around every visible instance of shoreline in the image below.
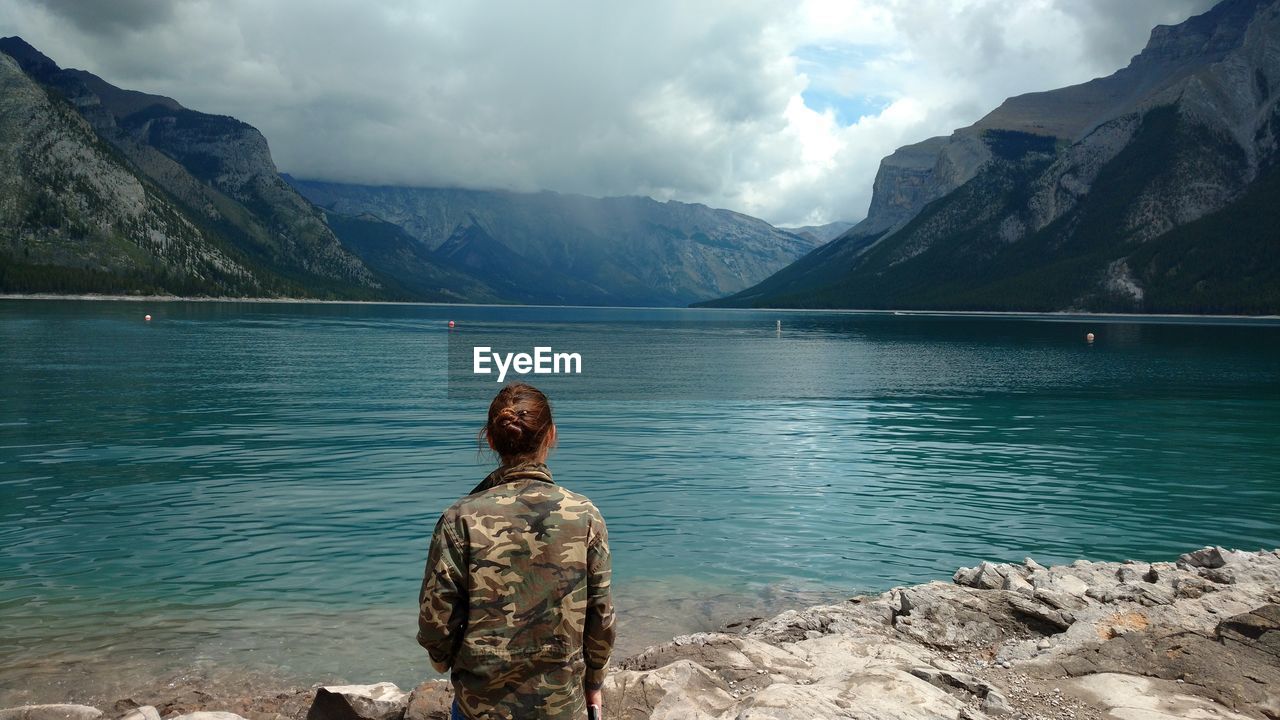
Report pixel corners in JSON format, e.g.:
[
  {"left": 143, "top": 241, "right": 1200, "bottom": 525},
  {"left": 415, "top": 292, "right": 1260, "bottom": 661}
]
[
  {"left": 6, "top": 546, "right": 1277, "bottom": 720},
  {"left": 2, "top": 293, "right": 1279, "bottom": 321}
]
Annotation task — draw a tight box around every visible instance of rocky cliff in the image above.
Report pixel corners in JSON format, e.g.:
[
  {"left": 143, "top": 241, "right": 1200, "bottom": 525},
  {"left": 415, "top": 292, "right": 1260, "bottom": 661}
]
[
  {"left": 289, "top": 179, "right": 824, "bottom": 306},
  {"left": 0, "top": 51, "right": 261, "bottom": 295},
  {"left": 0, "top": 36, "right": 383, "bottom": 298},
  {"left": 706, "top": 0, "right": 1280, "bottom": 314}
]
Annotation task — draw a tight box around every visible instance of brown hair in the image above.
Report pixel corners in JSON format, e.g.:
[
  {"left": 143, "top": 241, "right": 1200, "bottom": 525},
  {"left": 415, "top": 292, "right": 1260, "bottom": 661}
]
[{"left": 481, "top": 382, "right": 556, "bottom": 462}]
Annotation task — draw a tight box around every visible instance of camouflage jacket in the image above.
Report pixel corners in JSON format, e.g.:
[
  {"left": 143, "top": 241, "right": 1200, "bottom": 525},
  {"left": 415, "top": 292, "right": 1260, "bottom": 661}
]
[{"left": 417, "top": 461, "right": 615, "bottom": 720}]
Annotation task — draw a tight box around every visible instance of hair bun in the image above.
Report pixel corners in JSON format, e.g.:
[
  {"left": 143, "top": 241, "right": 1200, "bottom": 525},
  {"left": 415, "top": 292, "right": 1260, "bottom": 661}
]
[{"left": 483, "top": 384, "right": 554, "bottom": 461}]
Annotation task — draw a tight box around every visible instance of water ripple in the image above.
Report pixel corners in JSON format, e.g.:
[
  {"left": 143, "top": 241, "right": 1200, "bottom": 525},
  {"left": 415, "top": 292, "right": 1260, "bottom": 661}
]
[{"left": 1, "top": 300, "right": 1279, "bottom": 700}]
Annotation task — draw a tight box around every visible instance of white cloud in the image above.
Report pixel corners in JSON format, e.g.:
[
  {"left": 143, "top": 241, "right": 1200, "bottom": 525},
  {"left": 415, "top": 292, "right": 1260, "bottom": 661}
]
[{"left": 1, "top": 0, "right": 1217, "bottom": 225}]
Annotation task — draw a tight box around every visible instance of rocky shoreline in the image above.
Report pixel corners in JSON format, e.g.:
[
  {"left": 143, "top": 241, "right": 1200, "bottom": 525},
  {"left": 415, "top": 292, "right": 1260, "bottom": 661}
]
[{"left": 4, "top": 547, "right": 1277, "bottom": 720}]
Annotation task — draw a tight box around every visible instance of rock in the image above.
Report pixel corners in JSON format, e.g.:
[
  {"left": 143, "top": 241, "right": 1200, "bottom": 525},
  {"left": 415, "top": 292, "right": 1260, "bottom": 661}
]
[
  {"left": 1006, "top": 593, "right": 1072, "bottom": 631},
  {"left": 1216, "top": 604, "right": 1280, "bottom": 658},
  {"left": 1179, "top": 546, "right": 1227, "bottom": 569},
  {"left": 1033, "top": 587, "right": 1087, "bottom": 611},
  {"left": 955, "top": 561, "right": 1010, "bottom": 590},
  {"left": 1201, "top": 566, "right": 1237, "bottom": 585},
  {"left": 1048, "top": 574, "right": 1090, "bottom": 598},
  {"left": 307, "top": 683, "right": 407, "bottom": 720},
  {"left": 908, "top": 667, "right": 942, "bottom": 683},
  {"left": 118, "top": 708, "right": 160, "bottom": 720},
  {"left": 606, "top": 660, "right": 736, "bottom": 720},
  {"left": 169, "top": 714, "right": 248, "bottom": 720},
  {"left": 929, "top": 656, "right": 961, "bottom": 672},
  {"left": 0, "top": 707, "right": 102, "bottom": 720},
  {"left": 404, "top": 681, "right": 452, "bottom": 720},
  {"left": 610, "top": 548, "right": 1280, "bottom": 720},
  {"left": 1173, "top": 576, "right": 1214, "bottom": 599},
  {"left": 981, "top": 690, "right": 1014, "bottom": 716},
  {"left": 1115, "top": 565, "right": 1150, "bottom": 583},
  {"left": 1133, "top": 584, "right": 1175, "bottom": 606},
  {"left": 1024, "top": 557, "right": 1046, "bottom": 572},
  {"left": 953, "top": 566, "right": 980, "bottom": 586},
  {"left": 1001, "top": 573, "right": 1034, "bottom": 596},
  {"left": 1064, "top": 673, "right": 1254, "bottom": 720}
]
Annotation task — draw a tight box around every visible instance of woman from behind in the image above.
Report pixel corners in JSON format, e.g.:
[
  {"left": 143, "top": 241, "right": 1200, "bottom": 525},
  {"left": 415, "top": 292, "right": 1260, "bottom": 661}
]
[{"left": 418, "top": 382, "right": 615, "bottom": 720}]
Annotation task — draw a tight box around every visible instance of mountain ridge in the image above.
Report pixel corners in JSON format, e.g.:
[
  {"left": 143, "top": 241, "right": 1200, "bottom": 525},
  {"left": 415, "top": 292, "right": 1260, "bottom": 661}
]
[
  {"left": 0, "top": 35, "right": 388, "bottom": 298},
  {"left": 701, "top": 0, "right": 1280, "bottom": 314},
  {"left": 288, "top": 177, "right": 824, "bottom": 306},
  {"left": 0, "top": 35, "right": 821, "bottom": 306}
]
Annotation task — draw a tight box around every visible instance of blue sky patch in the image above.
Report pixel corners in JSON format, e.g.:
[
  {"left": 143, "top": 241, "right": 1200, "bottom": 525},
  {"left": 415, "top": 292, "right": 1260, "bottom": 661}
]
[{"left": 793, "top": 43, "right": 891, "bottom": 126}]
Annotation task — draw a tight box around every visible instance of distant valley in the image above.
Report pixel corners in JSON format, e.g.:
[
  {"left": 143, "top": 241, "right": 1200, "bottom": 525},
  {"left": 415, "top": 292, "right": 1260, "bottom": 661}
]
[{"left": 289, "top": 179, "right": 825, "bottom": 306}]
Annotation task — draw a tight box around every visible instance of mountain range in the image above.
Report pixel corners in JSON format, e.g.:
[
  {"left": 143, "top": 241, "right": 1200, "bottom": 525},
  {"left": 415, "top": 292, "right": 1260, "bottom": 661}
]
[
  {"left": 4, "top": 0, "right": 1277, "bottom": 314},
  {"left": 703, "top": 0, "right": 1280, "bottom": 314},
  {"left": 289, "top": 179, "right": 823, "bottom": 305},
  {"left": 0, "top": 36, "right": 824, "bottom": 306}
]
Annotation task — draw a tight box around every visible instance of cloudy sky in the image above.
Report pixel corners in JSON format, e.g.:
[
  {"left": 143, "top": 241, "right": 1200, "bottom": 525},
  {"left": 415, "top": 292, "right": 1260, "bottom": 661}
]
[{"left": 3, "top": 0, "right": 1216, "bottom": 226}]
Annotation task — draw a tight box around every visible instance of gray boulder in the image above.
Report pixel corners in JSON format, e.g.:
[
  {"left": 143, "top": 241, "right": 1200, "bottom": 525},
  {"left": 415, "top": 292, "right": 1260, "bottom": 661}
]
[
  {"left": 1180, "top": 546, "right": 1227, "bottom": 568},
  {"left": 307, "top": 683, "right": 407, "bottom": 720}
]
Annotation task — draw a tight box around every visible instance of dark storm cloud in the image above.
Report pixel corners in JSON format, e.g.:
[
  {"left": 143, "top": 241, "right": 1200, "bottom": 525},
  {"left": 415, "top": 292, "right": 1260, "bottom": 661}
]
[
  {"left": 37, "top": 0, "right": 179, "bottom": 35},
  {"left": 1060, "top": 0, "right": 1221, "bottom": 66}
]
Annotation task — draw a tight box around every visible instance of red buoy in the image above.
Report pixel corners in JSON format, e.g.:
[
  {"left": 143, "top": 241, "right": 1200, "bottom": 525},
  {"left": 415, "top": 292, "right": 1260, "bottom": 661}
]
[
  {"left": 448, "top": 320, "right": 456, "bottom": 328},
  {"left": 144, "top": 314, "right": 152, "bottom": 322}
]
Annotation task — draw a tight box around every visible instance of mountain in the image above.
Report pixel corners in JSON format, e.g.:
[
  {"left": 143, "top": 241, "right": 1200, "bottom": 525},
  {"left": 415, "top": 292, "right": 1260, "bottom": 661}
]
[
  {"left": 322, "top": 211, "right": 504, "bottom": 303},
  {"left": 0, "top": 36, "right": 385, "bottom": 298},
  {"left": 288, "top": 179, "right": 824, "bottom": 306},
  {"left": 781, "top": 221, "right": 858, "bottom": 245},
  {"left": 0, "top": 47, "right": 261, "bottom": 295},
  {"left": 0, "top": 36, "right": 821, "bottom": 306},
  {"left": 704, "top": 0, "right": 1280, "bottom": 314}
]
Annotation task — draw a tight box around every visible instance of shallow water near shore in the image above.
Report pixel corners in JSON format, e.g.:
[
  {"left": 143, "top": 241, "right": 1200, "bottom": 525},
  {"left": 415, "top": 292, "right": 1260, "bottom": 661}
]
[{"left": 2, "top": 300, "right": 1279, "bottom": 702}]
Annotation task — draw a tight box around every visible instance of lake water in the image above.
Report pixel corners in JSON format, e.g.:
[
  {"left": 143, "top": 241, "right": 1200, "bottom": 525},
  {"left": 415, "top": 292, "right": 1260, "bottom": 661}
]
[{"left": 2, "top": 300, "right": 1278, "bottom": 702}]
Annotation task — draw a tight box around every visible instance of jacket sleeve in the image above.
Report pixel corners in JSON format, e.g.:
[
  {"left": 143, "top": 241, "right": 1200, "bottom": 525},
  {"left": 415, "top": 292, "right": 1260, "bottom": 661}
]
[
  {"left": 417, "top": 513, "right": 468, "bottom": 674},
  {"left": 583, "top": 518, "right": 616, "bottom": 690}
]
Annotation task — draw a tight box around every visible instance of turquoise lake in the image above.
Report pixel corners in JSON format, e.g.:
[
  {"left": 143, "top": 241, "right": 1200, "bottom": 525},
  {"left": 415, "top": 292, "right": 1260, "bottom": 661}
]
[{"left": 2, "top": 300, "right": 1278, "bottom": 701}]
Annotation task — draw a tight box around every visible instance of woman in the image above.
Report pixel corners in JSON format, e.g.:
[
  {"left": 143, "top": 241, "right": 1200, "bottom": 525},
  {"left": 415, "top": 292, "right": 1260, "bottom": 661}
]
[{"left": 418, "top": 382, "right": 615, "bottom": 720}]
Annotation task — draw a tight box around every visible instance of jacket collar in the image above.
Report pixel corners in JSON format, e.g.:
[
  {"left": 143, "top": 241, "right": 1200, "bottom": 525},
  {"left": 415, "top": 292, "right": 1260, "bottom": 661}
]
[{"left": 469, "top": 460, "right": 553, "bottom": 495}]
